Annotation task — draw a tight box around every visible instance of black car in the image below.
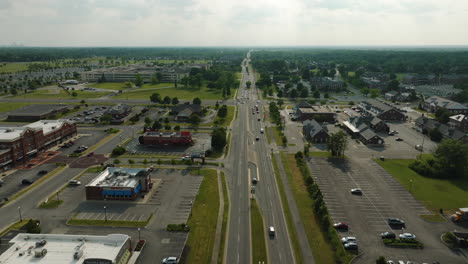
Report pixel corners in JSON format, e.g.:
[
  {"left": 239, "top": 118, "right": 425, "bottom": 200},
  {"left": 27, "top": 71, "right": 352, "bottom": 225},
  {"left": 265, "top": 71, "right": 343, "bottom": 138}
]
[
  {"left": 21, "top": 179, "right": 34, "bottom": 185},
  {"left": 380, "top": 232, "right": 396, "bottom": 239},
  {"left": 38, "top": 170, "right": 48, "bottom": 175},
  {"left": 350, "top": 188, "right": 363, "bottom": 195},
  {"left": 387, "top": 218, "right": 405, "bottom": 226}
]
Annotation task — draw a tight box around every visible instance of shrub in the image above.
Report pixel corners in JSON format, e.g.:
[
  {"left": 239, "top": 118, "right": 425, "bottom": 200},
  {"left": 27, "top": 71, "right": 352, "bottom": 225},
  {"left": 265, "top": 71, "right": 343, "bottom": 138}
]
[
  {"left": 112, "top": 146, "right": 126, "bottom": 156},
  {"left": 113, "top": 159, "right": 121, "bottom": 164},
  {"left": 166, "top": 223, "right": 190, "bottom": 232},
  {"left": 128, "top": 159, "right": 135, "bottom": 164},
  {"left": 24, "top": 219, "right": 41, "bottom": 234}
]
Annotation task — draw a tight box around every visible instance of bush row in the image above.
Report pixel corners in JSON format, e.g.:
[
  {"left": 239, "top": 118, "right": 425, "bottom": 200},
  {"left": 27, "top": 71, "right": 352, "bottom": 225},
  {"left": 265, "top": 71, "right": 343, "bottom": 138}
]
[
  {"left": 382, "top": 238, "right": 424, "bottom": 249},
  {"left": 294, "top": 151, "right": 350, "bottom": 263},
  {"left": 166, "top": 223, "right": 190, "bottom": 232}
]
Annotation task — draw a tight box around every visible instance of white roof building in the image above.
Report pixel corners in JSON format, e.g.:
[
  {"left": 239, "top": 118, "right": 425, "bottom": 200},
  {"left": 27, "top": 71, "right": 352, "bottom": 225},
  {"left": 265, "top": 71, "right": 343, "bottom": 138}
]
[
  {"left": 0, "top": 120, "right": 73, "bottom": 142},
  {"left": 0, "top": 233, "right": 131, "bottom": 264}
]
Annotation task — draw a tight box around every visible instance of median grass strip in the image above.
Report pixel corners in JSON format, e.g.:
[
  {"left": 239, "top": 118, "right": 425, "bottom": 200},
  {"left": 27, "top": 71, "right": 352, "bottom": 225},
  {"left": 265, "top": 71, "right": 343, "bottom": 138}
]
[
  {"left": 39, "top": 199, "right": 63, "bottom": 209},
  {"left": 268, "top": 126, "right": 283, "bottom": 146},
  {"left": 375, "top": 159, "right": 468, "bottom": 213},
  {"left": 251, "top": 198, "right": 268, "bottom": 264},
  {"left": 0, "top": 220, "right": 29, "bottom": 237},
  {"left": 271, "top": 153, "right": 302, "bottom": 264},
  {"left": 211, "top": 106, "right": 236, "bottom": 126},
  {"left": 67, "top": 214, "right": 152, "bottom": 228},
  {"left": 280, "top": 153, "right": 351, "bottom": 264},
  {"left": 309, "top": 151, "right": 332, "bottom": 157},
  {"left": 217, "top": 172, "right": 229, "bottom": 264},
  {"left": 182, "top": 169, "right": 219, "bottom": 264}
]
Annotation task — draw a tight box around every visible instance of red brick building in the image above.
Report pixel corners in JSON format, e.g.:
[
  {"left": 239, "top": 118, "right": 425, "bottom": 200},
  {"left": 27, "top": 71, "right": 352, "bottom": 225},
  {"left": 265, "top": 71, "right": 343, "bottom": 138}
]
[{"left": 0, "top": 120, "right": 77, "bottom": 169}]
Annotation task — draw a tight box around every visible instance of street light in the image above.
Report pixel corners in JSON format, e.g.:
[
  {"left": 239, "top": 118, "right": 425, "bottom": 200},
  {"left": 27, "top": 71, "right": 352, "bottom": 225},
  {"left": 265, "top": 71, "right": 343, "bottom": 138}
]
[
  {"left": 18, "top": 206, "right": 22, "bottom": 222},
  {"left": 409, "top": 180, "right": 414, "bottom": 193},
  {"left": 138, "top": 228, "right": 141, "bottom": 241},
  {"left": 104, "top": 206, "right": 107, "bottom": 222}
]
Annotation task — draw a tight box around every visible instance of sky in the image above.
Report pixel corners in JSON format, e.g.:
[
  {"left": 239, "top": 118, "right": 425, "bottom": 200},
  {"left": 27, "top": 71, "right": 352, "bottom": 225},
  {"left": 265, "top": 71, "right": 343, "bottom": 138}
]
[{"left": 1, "top": 0, "right": 468, "bottom": 47}]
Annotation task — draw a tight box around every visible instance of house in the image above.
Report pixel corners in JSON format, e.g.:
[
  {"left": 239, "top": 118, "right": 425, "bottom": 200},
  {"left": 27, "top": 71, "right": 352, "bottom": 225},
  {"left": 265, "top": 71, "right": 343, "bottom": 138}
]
[
  {"left": 369, "top": 116, "right": 390, "bottom": 132},
  {"left": 422, "top": 96, "right": 468, "bottom": 114},
  {"left": 359, "top": 99, "right": 406, "bottom": 121},
  {"left": 385, "top": 92, "right": 397, "bottom": 101},
  {"left": 170, "top": 104, "right": 203, "bottom": 121},
  {"left": 414, "top": 116, "right": 468, "bottom": 143},
  {"left": 449, "top": 114, "right": 468, "bottom": 132},
  {"left": 292, "top": 102, "right": 336, "bottom": 122},
  {"left": 303, "top": 119, "right": 329, "bottom": 143},
  {"left": 358, "top": 128, "right": 384, "bottom": 145},
  {"left": 106, "top": 104, "right": 131, "bottom": 119}
]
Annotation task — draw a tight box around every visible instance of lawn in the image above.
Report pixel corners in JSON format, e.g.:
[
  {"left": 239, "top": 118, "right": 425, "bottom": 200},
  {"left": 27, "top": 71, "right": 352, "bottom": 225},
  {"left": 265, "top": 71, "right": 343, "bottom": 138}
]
[
  {"left": 14, "top": 88, "right": 110, "bottom": 99},
  {"left": 0, "top": 102, "right": 32, "bottom": 113},
  {"left": 280, "top": 153, "right": 344, "bottom": 264},
  {"left": 139, "top": 83, "right": 175, "bottom": 89},
  {"left": 375, "top": 159, "right": 468, "bottom": 212},
  {"left": 183, "top": 169, "right": 219, "bottom": 264},
  {"left": 114, "top": 84, "right": 232, "bottom": 100},
  {"left": 212, "top": 106, "right": 236, "bottom": 126},
  {"left": 217, "top": 172, "right": 229, "bottom": 264},
  {"left": 251, "top": 198, "right": 268, "bottom": 264},
  {"left": 0, "top": 62, "right": 29, "bottom": 73},
  {"left": 268, "top": 126, "right": 283, "bottom": 146},
  {"left": 86, "top": 82, "right": 129, "bottom": 90}
]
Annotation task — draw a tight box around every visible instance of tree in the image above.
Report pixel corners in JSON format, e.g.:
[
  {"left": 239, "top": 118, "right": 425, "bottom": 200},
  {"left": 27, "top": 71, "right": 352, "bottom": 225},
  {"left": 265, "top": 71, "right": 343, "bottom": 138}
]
[
  {"left": 189, "top": 115, "right": 201, "bottom": 125},
  {"left": 370, "top": 89, "right": 380, "bottom": 98},
  {"left": 324, "top": 92, "right": 330, "bottom": 99},
  {"left": 171, "top": 97, "right": 179, "bottom": 105},
  {"left": 435, "top": 108, "right": 450, "bottom": 124},
  {"left": 300, "top": 89, "right": 309, "bottom": 98},
  {"left": 193, "top": 97, "right": 201, "bottom": 105},
  {"left": 277, "top": 89, "right": 283, "bottom": 97},
  {"left": 150, "top": 93, "right": 162, "bottom": 103},
  {"left": 360, "top": 87, "right": 370, "bottom": 96},
  {"left": 112, "top": 146, "right": 126, "bottom": 156},
  {"left": 124, "top": 81, "right": 133, "bottom": 88},
  {"left": 100, "top": 114, "right": 112, "bottom": 123},
  {"left": 71, "top": 92, "right": 78, "bottom": 97},
  {"left": 151, "top": 76, "right": 158, "bottom": 85},
  {"left": 376, "top": 256, "right": 387, "bottom": 264},
  {"left": 429, "top": 128, "right": 443, "bottom": 142},
  {"left": 144, "top": 117, "right": 152, "bottom": 125},
  {"left": 152, "top": 120, "right": 162, "bottom": 130},
  {"left": 134, "top": 74, "right": 143, "bottom": 87},
  {"left": 387, "top": 79, "right": 400, "bottom": 91},
  {"left": 163, "top": 96, "right": 171, "bottom": 105},
  {"left": 217, "top": 105, "right": 228, "bottom": 118},
  {"left": 211, "top": 127, "right": 227, "bottom": 151},
  {"left": 313, "top": 90, "right": 320, "bottom": 99},
  {"left": 130, "top": 115, "right": 140, "bottom": 123},
  {"left": 277, "top": 99, "right": 284, "bottom": 107},
  {"left": 246, "top": 80, "right": 251, "bottom": 88},
  {"left": 327, "top": 131, "right": 348, "bottom": 156},
  {"left": 174, "top": 125, "right": 180, "bottom": 131},
  {"left": 433, "top": 139, "right": 468, "bottom": 178},
  {"left": 24, "top": 219, "right": 41, "bottom": 234},
  {"left": 290, "top": 89, "right": 298, "bottom": 98}
]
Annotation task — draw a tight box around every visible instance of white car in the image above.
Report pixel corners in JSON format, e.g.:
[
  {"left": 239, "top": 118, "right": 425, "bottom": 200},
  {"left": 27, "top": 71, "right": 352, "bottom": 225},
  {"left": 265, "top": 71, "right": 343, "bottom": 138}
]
[
  {"left": 181, "top": 156, "right": 191, "bottom": 161},
  {"left": 399, "top": 233, "right": 416, "bottom": 240},
  {"left": 340, "top": 236, "right": 356, "bottom": 244},
  {"left": 161, "top": 257, "right": 179, "bottom": 264},
  {"left": 68, "top": 180, "right": 81, "bottom": 186}
]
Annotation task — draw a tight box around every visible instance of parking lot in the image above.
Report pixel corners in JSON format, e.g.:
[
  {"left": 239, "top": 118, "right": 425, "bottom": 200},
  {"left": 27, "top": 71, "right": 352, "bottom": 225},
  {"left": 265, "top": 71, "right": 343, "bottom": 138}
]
[
  {"left": 125, "top": 133, "right": 212, "bottom": 156},
  {"left": 68, "top": 105, "right": 109, "bottom": 124},
  {"left": 308, "top": 157, "right": 465, "bottom": 263}
]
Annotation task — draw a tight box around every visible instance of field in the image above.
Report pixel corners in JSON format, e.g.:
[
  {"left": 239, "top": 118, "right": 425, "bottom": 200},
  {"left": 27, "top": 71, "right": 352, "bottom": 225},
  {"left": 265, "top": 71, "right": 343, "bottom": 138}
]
[
  {"left": 183, "top": 169, "right": 219, "bottom": 264},
  {"left": 86, "top": 82, "right": 130, "bottom": 90},
  {"left": 114, "top": 84, "right": 232, "bottom": 100},
  {"left": 375, "top": 159, "right": 468, "bottom": 212},
  {"left": 0, "top": 62, "right": 29, "bottom": 73},
  {"left": 13, "top": 88, "right": 111, "bottom": 99},
  {"left": 0, "top": 102, "right": 32, "bottom": 113},
  {"left": 139, "top": 83, "right": 176, "bottom": 89}
]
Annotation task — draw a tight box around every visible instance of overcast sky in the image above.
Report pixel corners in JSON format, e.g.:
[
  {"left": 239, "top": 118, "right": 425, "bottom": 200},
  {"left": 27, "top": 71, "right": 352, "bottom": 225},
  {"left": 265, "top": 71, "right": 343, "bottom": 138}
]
[{"left": 1, "top": 0, "right": 467, "bottom": 47}]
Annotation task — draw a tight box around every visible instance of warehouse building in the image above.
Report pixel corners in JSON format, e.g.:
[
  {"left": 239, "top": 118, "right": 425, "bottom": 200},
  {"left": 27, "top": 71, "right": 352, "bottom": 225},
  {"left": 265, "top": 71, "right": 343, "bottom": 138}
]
[
  {"left": 0, "top": 233, "right": 131, "bottom": 264},
  {"left": 0, "top": 120, "right": 77, "bottom": 169},
  {"left": 86, "top": 167, "right": 152, "bottom": 201},
  {"left": 139, "top": 131, "right": 193, "bottom": 146},
  {"left": 7, "top": 104, "right": 70, "bottom": 122}
]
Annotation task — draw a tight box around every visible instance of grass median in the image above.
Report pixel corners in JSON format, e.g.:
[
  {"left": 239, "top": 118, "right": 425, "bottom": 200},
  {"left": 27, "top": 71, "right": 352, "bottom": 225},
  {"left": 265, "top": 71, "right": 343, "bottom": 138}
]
[
  {"left": 217, "top": 172, "right": 229, "bottom": 264},
  {"left": 67, "top": 214, "right": 152, "bottom": 228},
  {"left": 182, "top": 169, "right": 219, "bottom": 264},
  {"left": 251, "top": 198, "right": 268, "bottom": 264}
]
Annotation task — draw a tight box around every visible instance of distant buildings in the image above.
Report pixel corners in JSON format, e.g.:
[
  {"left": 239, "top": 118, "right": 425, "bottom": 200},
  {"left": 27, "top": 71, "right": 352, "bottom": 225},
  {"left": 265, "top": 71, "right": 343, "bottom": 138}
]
[
  {"left": 449, "top": 114, "right": 468, "bottom": 132},
  {"left": 86, "top": 167, "right": 152, "bottom": 200},
  {"left": 105, "top": 104, "right": 132, "bottom": 124},
  {"left": 0, "top": 120, "right": 77, "bottom": 170},
  {"left": 303, "top": 119, "right": 329, "bottom": 143},
  {"left": 7, "top": 104, "right": 70, "bottom": 122},
  {"left": 310, "top": 77, "right": 345, "bottom": 91},
  {"left": 292, "top": 101, "right": 336, "bottom": 123},
  {"left": 422, "top": 96, "right": 468, "bottom": 114},
  {"left": 0, "top": 233, "right": 131, "bottom": 264},
  {"left": 415, "top": 116, "right": 468, "bottom": 143},
  {"left": 170, "top": 104, "right": 203, "bottom": 121},
  {"left": 359, "top": 99, "right": 406, "bottom": 121},
  {"left": 403, "top": 74, "right": 468, "bottom": 86}
]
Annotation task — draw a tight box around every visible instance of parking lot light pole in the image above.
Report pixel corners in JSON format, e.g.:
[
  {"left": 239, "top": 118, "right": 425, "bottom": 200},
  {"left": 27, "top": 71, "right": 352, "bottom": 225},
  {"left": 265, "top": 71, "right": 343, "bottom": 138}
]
[
  {"left": 104, "top": 206, "right": 107, "bottom": 222},
  {"left": 18, "top": 206, "right": 22, "bottom": 222},
  {"left": 138, "top": 228, "right": 141, "bottom": 241},
  {"left": 409, "top": 180, "right": 414, "bottom": 193}
]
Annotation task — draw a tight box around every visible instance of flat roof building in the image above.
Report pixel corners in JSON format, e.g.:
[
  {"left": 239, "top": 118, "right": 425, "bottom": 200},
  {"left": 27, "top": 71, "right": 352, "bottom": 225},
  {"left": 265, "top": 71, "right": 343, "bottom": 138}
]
[
  {"left": 7, "top": 104, "right": 70, "bottom": 122},
  {"left": 0, "top": 233, "right": 131, "bottom": 264},
  {"left": 292, "top": 102, "right": 336, "bottom": 123}
]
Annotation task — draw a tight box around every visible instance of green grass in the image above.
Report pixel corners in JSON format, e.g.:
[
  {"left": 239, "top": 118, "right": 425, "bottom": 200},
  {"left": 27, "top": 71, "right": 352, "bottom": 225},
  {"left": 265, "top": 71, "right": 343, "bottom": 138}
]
[
  {"left": 13, "top": 88, "right": 111, "bottom": 99},
  {"left": 0, "top": 102, "right": 32, "bottom": 113},
  {"left": 183, "top": 169, "right": 219, "bottom": 264},
  {"left": 0, "top": 220, "right": 29, "bottom": 236},
  {"left": 212, "top": 106, "right": 236, "bottom": 126},
  {"left": 217, "top": 172, "right": 229, "bottom": 264},
  {"left": 280, "top": 153, "right": 344, "bottom": 264},
  {"left": 420, "top": 214, "right": 446, "bottom": 222},
  {"left": 347, "top": 71, "right": 355, "bottom": 77},
  {"left": 271, "top": 153, "right": 303, "bottom": 264},
  {"left": 67, "top": 214, "right": 152, "bottom": 228},
  {"left": 250, "top": 198, "right": 268, "bottom": 264},
  {"left": 114, "top": 84, "right": 233, "bottom": 100},
  {"left": 139, "top": 83, "right": 176, "bottom": 89},
  {"left": 375, "top": 159, "right": 468, "bottom": 212},
  {"left": 39, "top": 199, "right": 63, "bottom": 209},
  {"left": 0, "top": 62, "right": 29, "bottom": 73},
  {"left": 269, "top": 126, "right": 283, "bottom": 146},
  {"left": 86, "top": 82, "right": 130, "bottom": 90}
]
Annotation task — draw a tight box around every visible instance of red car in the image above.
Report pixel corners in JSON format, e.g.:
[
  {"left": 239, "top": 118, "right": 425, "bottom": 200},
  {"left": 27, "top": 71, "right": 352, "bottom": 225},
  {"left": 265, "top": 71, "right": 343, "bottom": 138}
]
[{"left": 333, "top": 222, "right": 349, "bottom": 231}]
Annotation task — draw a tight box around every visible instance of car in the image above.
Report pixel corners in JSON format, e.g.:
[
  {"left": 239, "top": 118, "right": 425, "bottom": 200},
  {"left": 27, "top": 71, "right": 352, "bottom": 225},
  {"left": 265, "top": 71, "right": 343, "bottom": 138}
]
[
  {"left": 395, "top": 137, "right": 403, "bottom": 141},
  {"left": 181, "top": 156, "right": 191, "bottom": 161},
  {"left": 260, "top": 128, "right": 264, "bottom": 133},
  {"left": 0, "top": 179, "right": 4, "bottom": 186},
  {"left": 350, "top": 188, "right": 362, "bottom": 195},
  {"left": 386, "top": 261, "right": 395, "bottom": 264},
  {"left": 268, "top": 226, "right": 275, "bottom": 237},
  {"left": 415, "top": 145, "right": 423, "bottom": 151},
  {"left": 341, "top": 236, "right": 356, "bottom": 244},
  {"left": 255, "top": 137, "right": 259, "bottom": 141},
  {"left": 87, "top": 152, "right": 94, "bottom": 157},
  {"left": 333, "top": 222, "right": 349, "bottom": 231},
  {"left": 397, "top": 261, "right": 405, "bottom": 264},
  {"left": 68, "top": 180, "right": 81, "bottom": 186},
  {"left": 387, "top": 218, "right": 405, "bottom": 226},
  {"left": 35, "top": 239, "right": 47, "bottom": 247},
  {"left": 38, "top": 170, "right": 48, "bottom": 175},
  {"left": 399, "top": 233, "right": 416, "bottom": 240},
  {"left": 161, "top": 256, "right": 179, "bottom": 264},
  {"left": 21, "top": 179, "right": 34, "bottom": 185},
  {"left": 257, "top": 118, "right": 261, "bottom": 121},
  {"left": 391, "top": 130, "right": 399, "bottom": 134},
  {"left": 381, "top": 232, "right": 396, "bottom": 239},
  {"left": 252, "top": 177, "right": 258, "bottom": 184},
  {"left": 388, "top": 132, "right": 395, "bottom": 136},
  {"left": 343, "top": 242, "right": 358, "bottom": 250},
  {"left": 80, "top": 145, "right": 88, "bottom": 150},
  {"left": 74, "top": 148, "right": 84, "bottom": 153}
]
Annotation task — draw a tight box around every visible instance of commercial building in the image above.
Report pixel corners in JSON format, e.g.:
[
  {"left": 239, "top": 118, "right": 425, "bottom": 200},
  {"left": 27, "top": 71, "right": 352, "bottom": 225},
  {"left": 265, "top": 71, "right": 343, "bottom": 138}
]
[
  {"left": 415, "top": 116, "right": 468, "bottom": 143},
  {"left": 449, "top": 114, "right": 468, "bottom": 132},
  {"left": 292, "top": 102, "right": 336, "bottom": 123},
  {"left": 86, "top": 167, "right": 152, "bottom": 200},
  {"left": 422, "top": 96, "right": 468, "bottom": 114},
  {"left": 310, "top": 77, "right": 345, "bottom": 91},
  {"left": 170, "top": 104, "right": 203, "bottom": 121},
  {"left": 342, "top": 116, "right": 385, "bottom": 145},
  {"left": 359, "top": 99, "right": 406, "bottom": 121},
  {"left": 303, "top": 119, "right": 329, "bottom": 143},
  {"left": 139, "top": 131, "right": 193, "bottom": 146},
  {"left": 105, "top": 104, "right": 132, "bottom": 124},
  {"left": 7, "top": 104, "right": 70, "bottom": 122},
  {"left": 0, "top": 233, "right": 131, "bottom": 264},
  {"left": 0, "top": 120, "right": 77, "bottom": 169}
]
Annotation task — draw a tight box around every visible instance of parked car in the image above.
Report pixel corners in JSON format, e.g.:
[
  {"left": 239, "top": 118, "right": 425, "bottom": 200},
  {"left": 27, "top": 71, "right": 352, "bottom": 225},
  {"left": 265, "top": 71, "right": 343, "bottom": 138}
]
[
  {"left": 343, "top": 242, "right": 358, "bottom": 250},
  {"left": 181, "top": 156, "right": 191, "bottom": 161},
  {"left": 68, "top": 180, "right": 81, "bottom": 186},
  {"left": 252, "top": 177, "right": 258, "bottom": 184},
  {"left": 21, "top": 179, "right": 34, "bottom": 185},
  {"left": 87, "top": 152, "right": 94, "bottom": 157},
  {"left": 0, "top": 179, "right": 4, "bottom": 186},
  {"left": 260, "top": 128, "right": 264, "bottom": 134},
  {"left": 268, "top": 226, "right": 275, "bottom": 237},
  {"left": 381, "top": 232, "right": 396, "bottom": 239},
  {"left": 38, "top": 170, "right": 48, "bottom": 175},
  {"left": 333, "top": 222, "right": 349, "bottom": 231},
  {"left": 395, "top": 137, "right": 403, "bottom": 141},
  {"left": 387, "top": 218, "right": 405, "bottom": 226},
  {"left": 350, "top": 188, "right": 363, "bottom": 195},
  {"left": 341, "top": 237, "right": 356, "bottom": 244},
  {"left": 161, "top": 256, "right": 179, "bottom": 264},
  {"left": 257, "top": 118, "right": 261, "bottom": 121},
  {"left": 256, "top": 137, "right": 259, "bottom": 141},
  {"left": 386, "top": 261, "right": 395, "bottom": 264},
  {"left": 399, "top": 233, "right": 416, "bottom": 240}
]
